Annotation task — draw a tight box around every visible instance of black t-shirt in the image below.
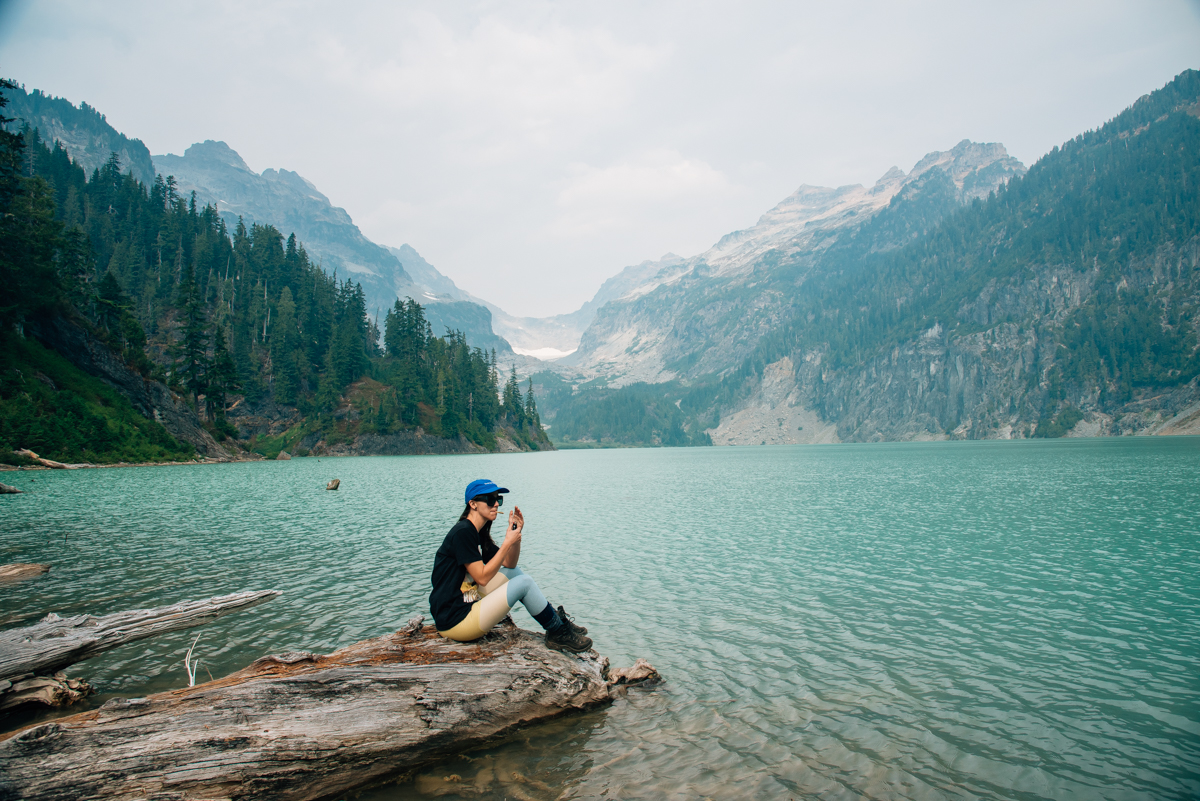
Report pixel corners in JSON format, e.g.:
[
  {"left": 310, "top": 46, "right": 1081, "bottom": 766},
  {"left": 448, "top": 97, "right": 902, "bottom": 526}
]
[{"left": 429, "top": 519, "right": 499, "bottom": 630}]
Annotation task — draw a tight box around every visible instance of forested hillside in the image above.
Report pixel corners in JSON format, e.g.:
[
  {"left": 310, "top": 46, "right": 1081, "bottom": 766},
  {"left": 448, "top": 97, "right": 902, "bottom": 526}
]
[
  {"left": 0, "top": 79, "right": 549, "bottom": 463},
  {"left": 3, "top": 83, "right": 155, "bottom": 186},
  {"left": 541, "top": 70, "right": 1200, "bottom": 445}
]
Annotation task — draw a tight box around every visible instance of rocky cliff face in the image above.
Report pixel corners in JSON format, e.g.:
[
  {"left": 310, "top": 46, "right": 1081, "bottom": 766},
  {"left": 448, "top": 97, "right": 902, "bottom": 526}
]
[
  {"left": 3, "top": 85, "right": 156, "bottom": 187},
  {"left": 712, "top": 237, "right": 1200, "bottom": 444},
  {"left": 153, "top": 141, "right": 419, "bottom": 324},
  {"left": 29, "top": 316, "right": 234, "bottom": 458},
  {"left": 558, "top": 71, "right": 1200, "bottom": 445},
  {"left": 570, "top": 141, "right": 1026, "bottom": 386},
  {"left": 701, "top": 74, "right": 1200, "bottom": 445}
]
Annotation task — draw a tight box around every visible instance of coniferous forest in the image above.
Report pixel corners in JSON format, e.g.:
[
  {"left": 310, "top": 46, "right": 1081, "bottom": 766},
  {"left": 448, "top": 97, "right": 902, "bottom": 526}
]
[{"left": 0, "top": 79, "right": 549, "bottom": 464}]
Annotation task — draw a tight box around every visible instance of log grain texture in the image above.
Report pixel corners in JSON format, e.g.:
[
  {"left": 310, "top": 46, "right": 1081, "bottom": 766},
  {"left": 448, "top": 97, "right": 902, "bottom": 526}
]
[
  {"left": 0, "top": 617, "right": 646, "bottom": 801},
  {"left": 0, "top": 590, "right": 281, "bottom": 684}
]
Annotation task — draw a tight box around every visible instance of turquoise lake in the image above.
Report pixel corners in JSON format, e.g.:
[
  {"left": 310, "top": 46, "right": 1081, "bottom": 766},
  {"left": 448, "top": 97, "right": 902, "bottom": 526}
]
[{"left": 2, "top": 438, "right": 1198, "bottom": 799}]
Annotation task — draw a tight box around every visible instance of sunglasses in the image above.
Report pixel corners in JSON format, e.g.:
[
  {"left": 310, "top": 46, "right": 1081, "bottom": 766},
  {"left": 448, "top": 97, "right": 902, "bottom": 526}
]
[{"left": 472, "top": 492, "right": 504, "bottom": 507}]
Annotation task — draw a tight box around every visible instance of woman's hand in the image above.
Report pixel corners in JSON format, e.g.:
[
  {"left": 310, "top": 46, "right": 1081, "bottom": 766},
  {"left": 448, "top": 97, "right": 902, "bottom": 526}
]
[
  {"left": 500, "top": 506, "right": 523, "bottom": 569},
  {"left": 503, "top": 506, "right": 523, "bottom": 544}
]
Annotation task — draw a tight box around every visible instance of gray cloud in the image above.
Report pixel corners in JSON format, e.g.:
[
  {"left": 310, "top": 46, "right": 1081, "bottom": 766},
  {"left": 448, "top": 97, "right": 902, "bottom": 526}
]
[{"left": 2, "top": 0, "right": 1197, "bottom": 315}]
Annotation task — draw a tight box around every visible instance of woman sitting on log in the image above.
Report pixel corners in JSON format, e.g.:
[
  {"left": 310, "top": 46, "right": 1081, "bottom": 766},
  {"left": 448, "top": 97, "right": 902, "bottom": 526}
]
[{"left": 430, "top": 479, "right": 592, "bottom": 653}]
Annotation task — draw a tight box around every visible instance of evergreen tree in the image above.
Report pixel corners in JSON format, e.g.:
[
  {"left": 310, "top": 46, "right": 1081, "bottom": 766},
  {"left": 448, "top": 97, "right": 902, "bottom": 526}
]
[
  {"left": 502, "top": 365, "right": 524, "bottom": 425},
  {"left": 316, "top": 344, "right": 341, "bottom": 412},
  {"left": 177, "top": 263, "right": 209, "bottom": 409},
  {"left": 207, "top": 326, "right": 240, "bottom": 421},
  {"left": 524, "top": 377, "right": 540, "bottom": 430},
  {"left": 96, "top": 269, "right": 125, "bottom": 333},
  {"left": 271, "top": 285, "right": 300, "bottom": 404}
]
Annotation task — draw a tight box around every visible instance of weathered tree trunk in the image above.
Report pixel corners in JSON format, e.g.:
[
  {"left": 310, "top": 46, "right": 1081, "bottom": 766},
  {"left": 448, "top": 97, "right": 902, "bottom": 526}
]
[
  {"left": 0, "top": 482, "right": 23, "bottom": 494},
  {"left": 0, "top": 590, "right": 281, "bottom": 684},
  {"left": 0, "top": 618, "right": 656, "bottom": 801}
]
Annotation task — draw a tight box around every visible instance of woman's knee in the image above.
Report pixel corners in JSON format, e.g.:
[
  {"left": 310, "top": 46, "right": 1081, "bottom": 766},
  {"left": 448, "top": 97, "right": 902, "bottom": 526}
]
[
  {"left": 504, "top": 574, "right": 535, "bottom": 606},
  {"left": 482, "top": 570, "right": 511, "bottom": 596}
]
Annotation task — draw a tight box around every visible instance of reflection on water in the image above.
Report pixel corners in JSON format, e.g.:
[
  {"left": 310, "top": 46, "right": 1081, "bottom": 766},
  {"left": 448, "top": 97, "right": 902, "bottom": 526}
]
[
  {"left": 2, "top": 438, "right": 1199, "bottom": 800},
  {"left": 356, "top": 709, "right": 617, "bottom": 801}
]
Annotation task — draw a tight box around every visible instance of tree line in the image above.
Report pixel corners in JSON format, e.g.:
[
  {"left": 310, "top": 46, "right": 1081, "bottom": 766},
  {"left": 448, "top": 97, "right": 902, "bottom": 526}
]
[{"left": 0, "top": 78, "right": 547, "bottom": 460}]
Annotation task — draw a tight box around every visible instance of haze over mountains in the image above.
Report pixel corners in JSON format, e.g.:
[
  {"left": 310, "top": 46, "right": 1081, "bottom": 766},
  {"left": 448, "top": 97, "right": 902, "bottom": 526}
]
[
  {"left": 150, "top": 133, "right": 698, "bottom": 370},
  {"left": 5, "top": 70, "right": 1198, "bottom": 449},
  {"left": 151, "top": 140, "right": 517, "bottom": 357},
  {"left": 566, "top": 140, "right": 1028, "bottom": 384}
]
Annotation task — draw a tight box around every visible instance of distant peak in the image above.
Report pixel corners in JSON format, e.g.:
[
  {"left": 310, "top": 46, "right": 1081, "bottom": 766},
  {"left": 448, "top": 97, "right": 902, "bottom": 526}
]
[
  {"left": 178, "top": 140, "right": 254, "bottom": 173},
  {"left": 874, "top": 166, "right": 905, "bottom": 185},
  {"left": 910, "top": 140, "right": 1015, "bottom": 178}
]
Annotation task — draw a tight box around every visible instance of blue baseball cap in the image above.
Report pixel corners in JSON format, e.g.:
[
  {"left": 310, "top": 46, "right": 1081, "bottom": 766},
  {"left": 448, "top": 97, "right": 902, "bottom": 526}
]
[{"left": 464, "top": 479, "right": 510, "bottom": 504}]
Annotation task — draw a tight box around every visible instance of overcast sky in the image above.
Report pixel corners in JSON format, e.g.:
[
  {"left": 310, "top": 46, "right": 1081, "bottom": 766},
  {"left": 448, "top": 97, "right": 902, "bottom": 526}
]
[{"left": 2, "top": 1, "right": 1198, "bottom": 316}]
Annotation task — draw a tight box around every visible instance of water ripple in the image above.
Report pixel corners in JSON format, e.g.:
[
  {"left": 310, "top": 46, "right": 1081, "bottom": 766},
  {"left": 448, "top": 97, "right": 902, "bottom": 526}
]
[{"left": 2, "top": 439, "right": 1198, "bottom": 799}]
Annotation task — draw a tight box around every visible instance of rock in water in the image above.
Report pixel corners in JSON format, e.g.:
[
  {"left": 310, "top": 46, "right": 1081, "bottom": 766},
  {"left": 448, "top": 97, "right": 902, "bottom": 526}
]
[
  {"left": 0, "top": 483, "right": 22, "bottom": 494},
  {"left": 276, "top": 451, "right": 291, "bottom": 460},
  {"left": 0, "top": 563, "right": 48, "bottom": 582},
  {"left": 607, "top": 657, "right": 660, "bottom": 686},
  {"left": 326, "top": 478, "right": 340, "bottom": 490}
]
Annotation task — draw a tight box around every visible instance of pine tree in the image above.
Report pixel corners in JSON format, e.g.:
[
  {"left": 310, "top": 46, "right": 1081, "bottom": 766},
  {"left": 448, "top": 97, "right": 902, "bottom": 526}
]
[
  {"left": 316, "top": 343, "right": 341, "bottom": 412},
  {"left": 177, "top": 263, "right": 209, "bottom": 409},
  {"left": 524, "top": 377, "right": 540, "bottom": 430},
  {"left": 502, "top": 365, "right": 524, "bottom": 425},
  {"left": 207, "top": 326, "right": 240, "bottom": 421},
  {"left": 97, "top": 269, "right": 125, "bottom": 333},
  {"left": 271, "top": 286, "right": 300, "bottom": 404}
]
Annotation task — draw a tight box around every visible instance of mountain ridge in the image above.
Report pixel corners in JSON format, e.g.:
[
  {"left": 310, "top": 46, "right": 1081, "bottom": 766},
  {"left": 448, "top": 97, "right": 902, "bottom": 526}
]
[
  {"left": 2, "top": 84, "right": 156, "bottom": 186},
  {"left": 153, "top": 141, "right": 417, "bottom": 318},
  {"left": 542, "top": 70, "right": 1200, "bottom": 446},
  {"left": 563, "top": 139, "right": 1027, "bottom": 385}
]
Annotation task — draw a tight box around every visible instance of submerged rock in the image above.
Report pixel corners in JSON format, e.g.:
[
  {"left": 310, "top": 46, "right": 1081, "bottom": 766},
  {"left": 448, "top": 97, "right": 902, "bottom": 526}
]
[{"left": 0, "top": 563, "right": 48, "bottom": 582}]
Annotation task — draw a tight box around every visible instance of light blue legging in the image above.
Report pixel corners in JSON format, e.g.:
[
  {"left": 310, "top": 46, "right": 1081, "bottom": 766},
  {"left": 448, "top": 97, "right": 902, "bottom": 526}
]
[{"left": 437, "top": 566, "right": 550, "bottom": 641}]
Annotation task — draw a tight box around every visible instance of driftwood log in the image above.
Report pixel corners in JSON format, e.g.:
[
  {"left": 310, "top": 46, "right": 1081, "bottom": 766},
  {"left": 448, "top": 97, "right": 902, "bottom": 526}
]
[
  {"left": 0, "top": 616, "right": 658, "bottom": 801},
  {"left": 0, "top": 482, "right": 22, "bottom": 494},
  {"left": 0, "top": 591, "right": 280, "bottom": 711},
  {"left": 13, "top": 449, "right": 85, "bottom": 469},
  {"left": 326, "top": 478, "right": 339, "bottom": 490}
]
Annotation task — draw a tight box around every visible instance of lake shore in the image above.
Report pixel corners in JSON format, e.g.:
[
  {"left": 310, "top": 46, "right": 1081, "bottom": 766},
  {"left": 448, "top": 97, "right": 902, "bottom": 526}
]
[{"left": 0, "top": 454, "right": 265, "bottom": 471}]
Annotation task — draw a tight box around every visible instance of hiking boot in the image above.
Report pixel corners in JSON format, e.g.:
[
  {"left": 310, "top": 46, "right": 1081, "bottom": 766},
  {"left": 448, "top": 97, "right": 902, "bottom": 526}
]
[
  {"left": 556, "top": 605, "right": 588, "bottom": 635},
  {"left": 545, "top": 622, "right": 592, "bottom": 653}
]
